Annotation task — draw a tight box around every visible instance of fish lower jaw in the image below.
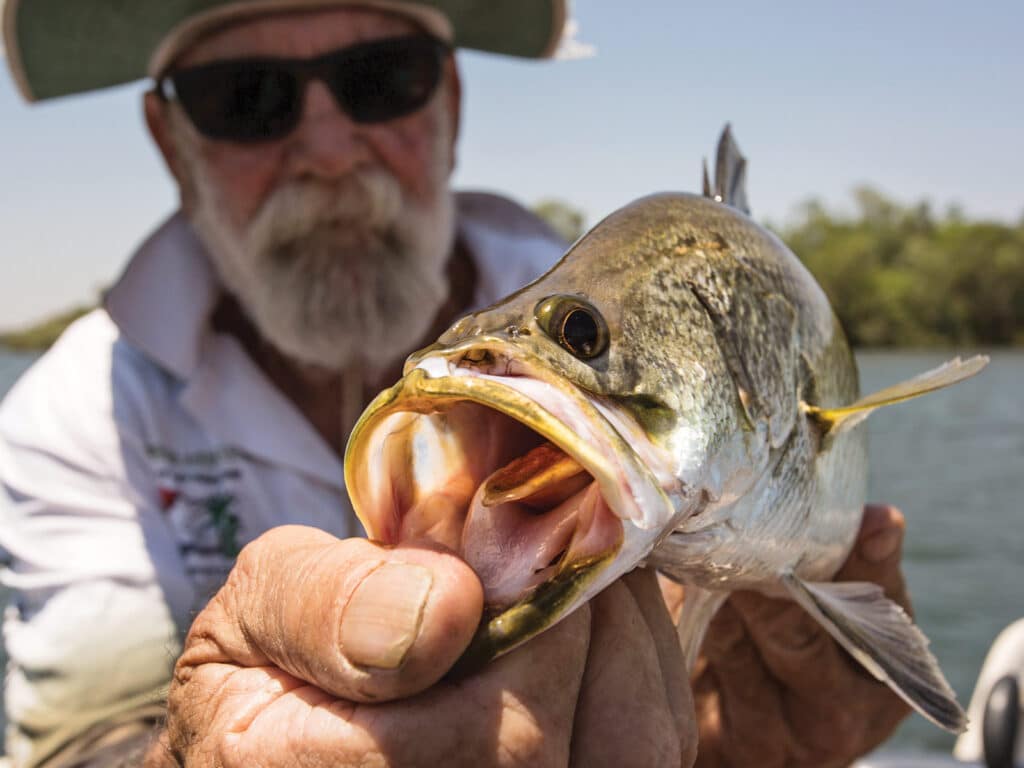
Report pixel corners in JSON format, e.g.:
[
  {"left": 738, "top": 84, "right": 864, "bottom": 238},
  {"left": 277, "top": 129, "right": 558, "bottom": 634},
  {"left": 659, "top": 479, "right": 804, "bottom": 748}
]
[
  {"left": 345, "top": 376, "right": 653, "bottom": 613},
  {"left": 379, "top": 427, "right": 627, "bottom": 609},
  {"left": 463, "top": 476, "right": 626, "bottom": 608}
]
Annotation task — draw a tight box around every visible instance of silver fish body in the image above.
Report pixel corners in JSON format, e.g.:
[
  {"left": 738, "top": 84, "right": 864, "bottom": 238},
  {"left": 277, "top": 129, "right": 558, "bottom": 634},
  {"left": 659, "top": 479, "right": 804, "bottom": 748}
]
[{"left": 345, "top": 130, "right": 983, "bottom": 732}]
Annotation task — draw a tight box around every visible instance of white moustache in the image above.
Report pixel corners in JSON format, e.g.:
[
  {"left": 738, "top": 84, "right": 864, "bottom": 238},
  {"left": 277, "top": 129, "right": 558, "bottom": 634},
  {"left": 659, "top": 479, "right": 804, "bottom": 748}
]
[{"left": 246, "top": 169, "right": 404, "bottom": 253}]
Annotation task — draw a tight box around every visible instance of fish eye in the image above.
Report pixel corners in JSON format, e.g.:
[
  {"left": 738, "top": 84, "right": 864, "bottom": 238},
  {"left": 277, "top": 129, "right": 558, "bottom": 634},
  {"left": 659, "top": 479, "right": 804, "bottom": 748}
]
[{"left": 535, "top": 296, "right": 609, "bottom": 360}]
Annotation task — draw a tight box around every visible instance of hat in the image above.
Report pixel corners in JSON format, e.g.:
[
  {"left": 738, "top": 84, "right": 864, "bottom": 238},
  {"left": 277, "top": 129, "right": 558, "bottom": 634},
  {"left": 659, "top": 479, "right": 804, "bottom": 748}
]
[{"left": 3, "top": 0, "right": 567, "bottom": 102}]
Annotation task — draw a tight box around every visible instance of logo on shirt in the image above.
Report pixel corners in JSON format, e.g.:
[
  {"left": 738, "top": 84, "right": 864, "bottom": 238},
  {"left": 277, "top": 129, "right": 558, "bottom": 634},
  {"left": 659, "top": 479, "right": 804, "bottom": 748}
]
[
  {"left": 147, "top": 445, "right": 244, "bottom": 593},
  {"left": 204, "top": 493, "right": 241, "bottom": 558}
]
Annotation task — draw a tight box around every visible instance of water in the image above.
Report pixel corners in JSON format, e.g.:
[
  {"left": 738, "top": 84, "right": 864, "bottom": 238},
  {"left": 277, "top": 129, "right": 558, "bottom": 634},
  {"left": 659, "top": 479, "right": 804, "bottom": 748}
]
[
  {"left": 860, "top": 351, "right": 1024, "bottom": 754},
  {"left": 0, "top": 352, "right": 37, "bottom": 396},
  {"left": 0, "top": 348, "right": 1020, "bottom": 756},
  {"left": 0, "top": 349, "right": 38, "bottom": 754}
]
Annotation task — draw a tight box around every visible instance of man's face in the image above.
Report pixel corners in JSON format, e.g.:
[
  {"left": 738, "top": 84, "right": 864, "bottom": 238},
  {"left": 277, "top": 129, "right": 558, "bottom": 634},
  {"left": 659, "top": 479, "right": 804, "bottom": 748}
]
[{"left": 152, "top": 7, "right": 460, "bottom": 371}]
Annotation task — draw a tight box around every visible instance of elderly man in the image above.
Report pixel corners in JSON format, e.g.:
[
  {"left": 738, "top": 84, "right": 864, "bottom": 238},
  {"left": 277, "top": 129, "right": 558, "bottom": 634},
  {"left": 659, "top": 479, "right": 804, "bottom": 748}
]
[{"left": 0, "top": 2, "right": 910, "bottom": 766}]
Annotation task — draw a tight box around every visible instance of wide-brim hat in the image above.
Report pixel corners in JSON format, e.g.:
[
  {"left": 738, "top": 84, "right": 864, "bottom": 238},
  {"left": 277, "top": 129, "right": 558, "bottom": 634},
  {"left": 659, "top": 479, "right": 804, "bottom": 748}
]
[{"left": 4, "top": 0, "right": 567, "bottom": 102}]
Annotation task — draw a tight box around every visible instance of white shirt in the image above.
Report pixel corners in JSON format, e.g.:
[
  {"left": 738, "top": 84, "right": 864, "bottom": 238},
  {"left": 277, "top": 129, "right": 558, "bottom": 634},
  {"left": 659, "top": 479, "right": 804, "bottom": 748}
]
[{"left": 0, "top": 193, "right": 564, "bottom": 767}]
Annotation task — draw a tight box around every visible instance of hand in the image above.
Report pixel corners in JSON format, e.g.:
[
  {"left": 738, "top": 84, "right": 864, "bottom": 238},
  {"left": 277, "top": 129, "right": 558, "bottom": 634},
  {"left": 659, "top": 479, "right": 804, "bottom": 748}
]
[
  {"left": 145, "top": 526, "right": 696, "bottom": 768},
  {"left": 690, "top": 504, "right": 912, "bottom": 768}
]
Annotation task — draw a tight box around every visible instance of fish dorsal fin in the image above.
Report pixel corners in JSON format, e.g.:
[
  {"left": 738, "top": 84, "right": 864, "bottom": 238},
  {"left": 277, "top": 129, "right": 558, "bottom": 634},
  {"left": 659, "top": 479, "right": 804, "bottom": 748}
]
[
  {"left": 782, "top": 574, "right": 967, "bottom": 733},
  {"left": 802, "top": 355, "right": 989, "bottom": 433},
  {"left": 702, "top": 124, "right": 751, "bottom": 215}
]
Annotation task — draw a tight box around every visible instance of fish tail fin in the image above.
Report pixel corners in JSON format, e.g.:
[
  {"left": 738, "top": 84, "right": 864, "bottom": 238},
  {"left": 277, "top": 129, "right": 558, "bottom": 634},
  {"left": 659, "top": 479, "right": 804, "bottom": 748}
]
[
  {"left": 782, "top": 573, "right": 967, "bottom": 733},
  {"left": 803, "top": 355, "right": 989, "bottom": 434},
  {"left": 702, "top": 124, "right": 751, "bottom": 216}
]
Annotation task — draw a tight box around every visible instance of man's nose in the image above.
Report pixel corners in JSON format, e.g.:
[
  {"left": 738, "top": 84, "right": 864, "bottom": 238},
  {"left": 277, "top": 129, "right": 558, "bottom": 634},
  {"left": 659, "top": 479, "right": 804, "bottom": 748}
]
[{"left": 284, "top": 80, "right": 373, "bottom": 178}]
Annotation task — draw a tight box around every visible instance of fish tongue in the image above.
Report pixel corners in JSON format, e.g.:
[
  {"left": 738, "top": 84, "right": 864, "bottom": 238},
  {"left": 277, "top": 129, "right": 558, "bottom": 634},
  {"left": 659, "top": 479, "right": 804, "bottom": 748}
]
[
  {"left": 481, "top": 442, "right": 590, "bottom": 509},
  {"left": 462, "top": 477, "right": 591, "bottom": 607},
  {"left": 463, "top": 441, "right": 622, "bottom": 607}
]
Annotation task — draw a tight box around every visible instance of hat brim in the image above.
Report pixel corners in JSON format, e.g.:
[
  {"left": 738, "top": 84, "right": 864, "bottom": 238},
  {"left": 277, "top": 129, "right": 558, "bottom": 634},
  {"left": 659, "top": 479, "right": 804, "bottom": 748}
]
[{"left": 4, "top": 0, "right": 566, "bottom": 102}]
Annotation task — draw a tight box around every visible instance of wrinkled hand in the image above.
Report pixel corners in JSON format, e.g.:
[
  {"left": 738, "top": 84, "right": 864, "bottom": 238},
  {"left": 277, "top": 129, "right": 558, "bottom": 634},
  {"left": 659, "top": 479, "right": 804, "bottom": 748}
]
[
  {"left": 145, "top": 526, "right": 696, "bottom": 768},
  {"left": 690, "top": 504, "right": 912, "bottom": 768}
]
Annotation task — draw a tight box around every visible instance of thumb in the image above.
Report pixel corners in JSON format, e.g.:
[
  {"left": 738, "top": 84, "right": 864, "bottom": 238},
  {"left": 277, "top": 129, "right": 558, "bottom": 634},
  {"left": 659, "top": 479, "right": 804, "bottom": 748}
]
[
  {"left": 835, "top": 503, "right": 910, "bottom": 611},
  {"left": 179, "top": 525, "right": 483, "bottom": 703}
]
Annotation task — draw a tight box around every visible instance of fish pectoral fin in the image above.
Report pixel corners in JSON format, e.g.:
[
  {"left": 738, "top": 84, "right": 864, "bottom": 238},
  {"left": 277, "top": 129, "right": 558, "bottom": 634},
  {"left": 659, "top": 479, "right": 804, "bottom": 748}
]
[
  {"left": 801, "top": 355, "right": 989, "bottom": 433},
  {"left": 781, "top": 573, "right": 967, "bottom": 733}
]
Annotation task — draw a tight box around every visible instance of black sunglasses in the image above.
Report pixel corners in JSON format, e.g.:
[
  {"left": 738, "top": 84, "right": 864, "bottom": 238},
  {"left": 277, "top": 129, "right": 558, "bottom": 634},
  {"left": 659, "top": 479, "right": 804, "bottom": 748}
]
[{"left": 157, "top": 35, "right": 450, "bottom": 143}]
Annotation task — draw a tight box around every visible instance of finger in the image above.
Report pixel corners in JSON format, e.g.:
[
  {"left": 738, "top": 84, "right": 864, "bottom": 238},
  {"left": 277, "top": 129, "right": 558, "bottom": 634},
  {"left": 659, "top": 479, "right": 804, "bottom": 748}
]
[
  {"left": 696, "top": 601, "right": 901, "bottom": 768},
  {"left": 624, "top": 569, "right": 697, "bottom": 765},
  {"left": 178, "top": 525, "right": 483, "bottom": 703},
  {"left": 142, "top": 729, "right": 176, "bottom": 768},
  {"left": 657, "top": 572, "right": 687, "bottom": 623},
  {"left": 727, "top": 589, "right": 852, "bottom": 690},
  {"left": 694, "top": 507, "right": 913, "bottom": 768},
  {"left": 727, "top": 589, "right": 881, "bottom": 764},
  {"left": 198, "top": 605, "right": 593, "bottom": 768},
  {"left": 836, "top": 503, "right": 910, "bottom": 611},
  {"left": 346, "top": 604, "right": 593, "bottom": 768},
  {"left": 570, "top": 581, "right": 685, "bottom": 768},
  {"left": 834, "top": 503, "right": 914, "bottom": 740},
  {"left": 722, "top": 504, "right": 912, "bottom": 762},
  {"left": 858, "top": 502, "right": 903, "bottom": 542},
  {"left": 692, "top": 600, "right": 790, "bottom": 768},
  {"left": 727, "top": 503, "right": 910, "bottom": 688}
]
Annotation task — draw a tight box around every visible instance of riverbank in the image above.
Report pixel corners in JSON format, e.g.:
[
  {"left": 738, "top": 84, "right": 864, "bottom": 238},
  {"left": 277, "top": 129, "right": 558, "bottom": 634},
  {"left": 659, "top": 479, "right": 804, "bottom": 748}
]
[{"left": 0, "top": 306, "right": 92, "bottom": 352}]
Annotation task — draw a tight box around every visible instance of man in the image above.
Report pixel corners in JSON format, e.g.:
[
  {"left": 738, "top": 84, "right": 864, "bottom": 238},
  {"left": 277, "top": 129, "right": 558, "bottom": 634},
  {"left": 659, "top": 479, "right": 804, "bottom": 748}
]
[{"left": 0, "top": 2, "right": 910, "bottom": 766}]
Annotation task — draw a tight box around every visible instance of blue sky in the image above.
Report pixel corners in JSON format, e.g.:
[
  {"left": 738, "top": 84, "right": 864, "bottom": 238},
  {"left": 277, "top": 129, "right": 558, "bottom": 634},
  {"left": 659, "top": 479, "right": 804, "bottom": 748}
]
[{"left": 2, "top": 0, "right": 1022, "bottom": 329}]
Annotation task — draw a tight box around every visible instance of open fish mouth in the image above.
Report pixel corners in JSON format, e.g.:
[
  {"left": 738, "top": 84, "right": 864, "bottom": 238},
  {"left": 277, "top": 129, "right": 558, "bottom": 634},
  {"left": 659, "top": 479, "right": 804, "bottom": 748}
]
[{"left": 344, "top": 337, "right": 676, "bottom": 667}]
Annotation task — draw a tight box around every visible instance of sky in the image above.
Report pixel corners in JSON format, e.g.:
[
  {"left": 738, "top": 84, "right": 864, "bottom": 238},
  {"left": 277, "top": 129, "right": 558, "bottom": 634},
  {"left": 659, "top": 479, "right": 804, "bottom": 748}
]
[{"left": 1, "top": 0, "right": 1022, "bottom": 329}]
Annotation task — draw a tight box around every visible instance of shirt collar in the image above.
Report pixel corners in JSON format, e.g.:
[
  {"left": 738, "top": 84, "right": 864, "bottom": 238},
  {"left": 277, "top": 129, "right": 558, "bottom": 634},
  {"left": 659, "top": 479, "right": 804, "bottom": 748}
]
[
  {"left": 105, "top": 212, "right": 218, "bottom": 380},
  {"left": 101, "top": 199, "right": 564, "bottom": 490},
  {"left": 104, "top": 197, "right": 563, "bottom": 379},
  {"left": 104, "top": 212, "right": 346, "bottom": 489}
]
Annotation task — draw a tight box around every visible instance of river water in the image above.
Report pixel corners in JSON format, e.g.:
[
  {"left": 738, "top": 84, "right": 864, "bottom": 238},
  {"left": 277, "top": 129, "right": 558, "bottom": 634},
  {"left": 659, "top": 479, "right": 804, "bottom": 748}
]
[{"left": 0, "top": 348, "right": 1021, "bottom": 756}]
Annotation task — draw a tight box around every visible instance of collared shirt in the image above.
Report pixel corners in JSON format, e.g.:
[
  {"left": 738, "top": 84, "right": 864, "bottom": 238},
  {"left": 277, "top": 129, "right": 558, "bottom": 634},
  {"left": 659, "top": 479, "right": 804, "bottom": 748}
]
[{"left": 0, "top": 193, "right": 565, "bottom": 767}]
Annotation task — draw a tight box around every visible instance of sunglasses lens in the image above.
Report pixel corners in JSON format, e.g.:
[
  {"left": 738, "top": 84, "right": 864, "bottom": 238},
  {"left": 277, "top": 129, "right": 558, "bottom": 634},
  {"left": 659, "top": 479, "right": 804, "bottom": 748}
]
[
  {"left": 165, "top": 37, "right": 445, "bottom": 142},
  {"left": 171, "top": 63, "right": 300, "bottom": 142},
  {"left": 332, "top": 38, "right": 444, "bottom": 123}
]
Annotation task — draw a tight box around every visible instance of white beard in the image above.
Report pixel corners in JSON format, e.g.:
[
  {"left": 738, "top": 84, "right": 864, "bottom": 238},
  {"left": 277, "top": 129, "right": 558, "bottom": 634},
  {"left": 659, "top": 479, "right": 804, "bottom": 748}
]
[{"left": 171, "top": 113, "right": 456, "bottom": 373}]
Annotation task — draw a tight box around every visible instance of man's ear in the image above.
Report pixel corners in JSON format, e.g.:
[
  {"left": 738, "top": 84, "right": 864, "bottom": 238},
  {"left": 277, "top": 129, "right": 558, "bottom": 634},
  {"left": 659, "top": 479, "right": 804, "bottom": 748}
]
[
  {"left": 445, "top": 56, "right": 462, "bottom": 174},
  {"left": 143, "top": 90, "right": 190, "bottom": 200}
]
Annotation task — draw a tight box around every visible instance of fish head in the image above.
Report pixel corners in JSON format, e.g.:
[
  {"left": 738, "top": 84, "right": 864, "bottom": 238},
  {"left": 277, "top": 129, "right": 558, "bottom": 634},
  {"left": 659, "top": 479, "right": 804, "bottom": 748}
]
[{"left": 345, "top": 193, "right": 755, "bottom": 666}]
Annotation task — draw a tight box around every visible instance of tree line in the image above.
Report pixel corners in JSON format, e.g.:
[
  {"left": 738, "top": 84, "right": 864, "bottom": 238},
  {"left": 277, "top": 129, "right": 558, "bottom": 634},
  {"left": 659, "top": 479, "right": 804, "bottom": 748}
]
[
  {"left": 779, "top": 188, "right": 1024, "bottom": 347},
  {"left": 536, "top": 190, "right": 1024, "bottom": 348},
  {"left": 2, "top": 190, "right": 1021, "bottom": 352}
]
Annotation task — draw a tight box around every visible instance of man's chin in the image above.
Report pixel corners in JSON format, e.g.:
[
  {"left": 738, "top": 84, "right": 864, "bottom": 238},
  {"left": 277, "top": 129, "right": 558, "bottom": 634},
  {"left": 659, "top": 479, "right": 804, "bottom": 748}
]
[
  {"left": 278, "top": 228, "right": 391, "bottom": 261},
  {"left": 190, "top": 193, "right": 456, "bottom": 375},
  {"left": 252, "top": 301, "right": 442, "bottom": 374}
]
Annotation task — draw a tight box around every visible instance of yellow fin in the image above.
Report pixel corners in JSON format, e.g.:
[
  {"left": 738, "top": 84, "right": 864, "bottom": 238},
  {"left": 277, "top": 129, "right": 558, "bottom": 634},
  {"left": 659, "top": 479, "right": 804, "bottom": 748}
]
[{"left": 802, "top": 355, "right": 989, "bottom": 432}]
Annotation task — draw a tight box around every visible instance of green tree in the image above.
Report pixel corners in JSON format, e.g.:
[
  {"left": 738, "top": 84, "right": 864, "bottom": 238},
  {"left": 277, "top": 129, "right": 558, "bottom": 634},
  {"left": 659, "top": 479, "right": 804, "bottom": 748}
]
[
  {"left": 533, "top": 199, "right": 586, "bottom": 243},
  {"left": 779, "top": 188, "right": 1024, "bottom": 347}
]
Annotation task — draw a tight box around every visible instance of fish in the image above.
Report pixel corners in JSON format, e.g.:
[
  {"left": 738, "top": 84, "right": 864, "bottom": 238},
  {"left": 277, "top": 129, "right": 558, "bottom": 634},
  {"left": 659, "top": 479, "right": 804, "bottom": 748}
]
[{"left": 344, "top": 126, "right": 986, "bottom": 732}]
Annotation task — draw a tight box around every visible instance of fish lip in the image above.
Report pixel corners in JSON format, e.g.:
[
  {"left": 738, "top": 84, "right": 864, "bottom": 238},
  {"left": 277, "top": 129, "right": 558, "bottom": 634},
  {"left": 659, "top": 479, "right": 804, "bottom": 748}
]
[
  {"left": 449, "top": 553, "right": 616, "bottom": 680},
  {"left": 345, "top": 337, "right": 673, "bottom": 536},
  {"left": 344, "top": 337, "right": 677, "bottom": 664}
]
